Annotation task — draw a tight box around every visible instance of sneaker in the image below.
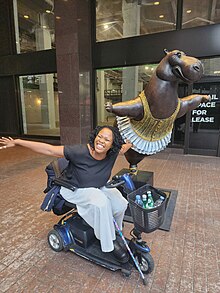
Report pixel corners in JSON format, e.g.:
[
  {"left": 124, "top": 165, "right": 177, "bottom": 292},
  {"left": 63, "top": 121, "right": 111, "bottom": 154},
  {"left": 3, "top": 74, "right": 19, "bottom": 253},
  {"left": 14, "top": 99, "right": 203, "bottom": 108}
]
[{"left": 113, "top": 240, "right": 129, "bottom": 264}]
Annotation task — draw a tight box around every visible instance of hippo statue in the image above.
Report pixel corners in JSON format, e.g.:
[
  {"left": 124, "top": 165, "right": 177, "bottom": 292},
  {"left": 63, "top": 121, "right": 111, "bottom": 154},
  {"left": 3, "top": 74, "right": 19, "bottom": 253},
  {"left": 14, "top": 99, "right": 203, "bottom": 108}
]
[{"left": 105, "top": 49, "right": 210, "bottom": 173}]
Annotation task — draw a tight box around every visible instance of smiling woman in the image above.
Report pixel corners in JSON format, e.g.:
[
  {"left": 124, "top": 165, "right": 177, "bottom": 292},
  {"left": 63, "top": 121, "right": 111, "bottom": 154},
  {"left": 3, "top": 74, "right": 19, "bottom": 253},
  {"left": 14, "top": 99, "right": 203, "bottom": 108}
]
[{"left": 0, "top": 126, "right": 133, "bottom": 262}]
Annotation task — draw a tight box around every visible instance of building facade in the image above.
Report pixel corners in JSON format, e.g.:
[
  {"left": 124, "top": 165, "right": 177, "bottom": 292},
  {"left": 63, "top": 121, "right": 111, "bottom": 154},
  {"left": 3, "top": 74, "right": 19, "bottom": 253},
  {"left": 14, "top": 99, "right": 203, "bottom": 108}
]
[{"left": 0, "top": 0, "right": 219, "bottom": 156}]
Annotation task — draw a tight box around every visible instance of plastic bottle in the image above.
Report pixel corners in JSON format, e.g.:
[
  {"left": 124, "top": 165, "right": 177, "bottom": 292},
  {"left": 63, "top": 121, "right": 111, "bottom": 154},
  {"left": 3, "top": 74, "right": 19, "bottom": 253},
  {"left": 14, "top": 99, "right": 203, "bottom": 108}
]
[
  {"left": 154, "top": 195, "right": 165, "bottom": 207},
  {"left": 135, "top": 194, "right": 143, "bottom": 207},
  {"left": 147, "top": 191, "right": 154, "bottom": 208},
  {"left": 142, "top": 194, "right": 148, "bottom": 209}
]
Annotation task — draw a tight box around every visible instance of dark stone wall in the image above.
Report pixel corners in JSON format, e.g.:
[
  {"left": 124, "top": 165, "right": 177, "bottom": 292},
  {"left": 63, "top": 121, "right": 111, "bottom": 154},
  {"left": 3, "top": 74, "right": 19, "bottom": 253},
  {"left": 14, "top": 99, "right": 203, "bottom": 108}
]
[{"left": 55, "top": 0, "right": 93, "bottom": 145}]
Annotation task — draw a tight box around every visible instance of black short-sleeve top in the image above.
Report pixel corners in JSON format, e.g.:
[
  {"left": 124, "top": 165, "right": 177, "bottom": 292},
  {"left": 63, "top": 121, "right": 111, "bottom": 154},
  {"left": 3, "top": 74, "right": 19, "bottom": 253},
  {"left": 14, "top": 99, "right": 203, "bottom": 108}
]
[{"left": 61, "top": 144, "right": 118, "bottom": 188}]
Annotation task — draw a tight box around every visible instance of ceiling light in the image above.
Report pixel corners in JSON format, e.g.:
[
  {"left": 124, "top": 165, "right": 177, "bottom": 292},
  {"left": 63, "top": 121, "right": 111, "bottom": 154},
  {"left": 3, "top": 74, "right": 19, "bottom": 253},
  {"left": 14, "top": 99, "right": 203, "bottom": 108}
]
[
  {"left": 36, "top": 98, "right": 42, "bottom": 105},
  {"left": 187, "top": 9, "right": 192, "bottom": 14},
  {"left": 56, "top": 16, "right": 61, "bottom": 20},
  {"left": 159, "top": 15, "right": 164, "bottom": 18},
  {"left": 145, "top": 66, "right": 149, "bottom": 70},
  {"left": 154, "top": 2, "right": 160, "bottom": 5},
  {"left": 23, "top": 15, "right": 29, "bottom": 19},
  {"left": 46, "top": 10, "right": 51, "bottom": 13},
  {"left": 104, "top": 24, "right": 109, "bottom": 29},
  {"left": 42, "top": 25, "right": 47, "bottom": 29}
]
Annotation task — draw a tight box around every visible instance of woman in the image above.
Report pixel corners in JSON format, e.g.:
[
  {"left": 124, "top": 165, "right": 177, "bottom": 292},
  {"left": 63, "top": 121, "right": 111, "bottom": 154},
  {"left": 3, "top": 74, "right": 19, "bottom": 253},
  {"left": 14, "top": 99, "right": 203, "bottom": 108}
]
[{"left": 0, "top": 126, "right": 133, "bottom": 263}]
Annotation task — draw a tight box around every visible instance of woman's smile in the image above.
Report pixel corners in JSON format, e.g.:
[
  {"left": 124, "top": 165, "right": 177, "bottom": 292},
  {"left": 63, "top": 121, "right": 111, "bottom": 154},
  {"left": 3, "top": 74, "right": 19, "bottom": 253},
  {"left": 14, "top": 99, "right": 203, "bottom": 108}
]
[{"left": 94, "top": 128, "right": 113, "bottom": 154}]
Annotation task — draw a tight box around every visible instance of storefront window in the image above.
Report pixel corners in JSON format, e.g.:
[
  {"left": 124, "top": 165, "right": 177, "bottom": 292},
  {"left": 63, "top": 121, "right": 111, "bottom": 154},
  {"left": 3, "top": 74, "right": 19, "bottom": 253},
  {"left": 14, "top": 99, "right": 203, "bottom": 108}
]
[
  {"left": 182, "top": 0, "right": 220, "bottom": 29},
  {"left": 19, "top": 73, "right": 60, "bottom": 136},
  {"left": 96, "top": 0, "right": 177, "bottom": 42},
  {"left": 13, "top": 0, "right": 55, "bottom": 53},
  {"left": 189, "top": 83, "right": 220, "bottom": 151},
  {"left": 188, "top": 57, "right": 220, "bottom": 153},
  {"left": 96, "top": 64, "right": 157, "bottom": 125}
]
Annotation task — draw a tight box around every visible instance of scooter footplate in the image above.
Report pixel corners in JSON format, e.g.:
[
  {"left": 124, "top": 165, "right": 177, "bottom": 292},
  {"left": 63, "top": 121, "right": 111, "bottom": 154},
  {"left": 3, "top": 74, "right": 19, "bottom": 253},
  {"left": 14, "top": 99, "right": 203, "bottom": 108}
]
[{"left": 69, "top": 241, "right": 132, "bottom": 272}]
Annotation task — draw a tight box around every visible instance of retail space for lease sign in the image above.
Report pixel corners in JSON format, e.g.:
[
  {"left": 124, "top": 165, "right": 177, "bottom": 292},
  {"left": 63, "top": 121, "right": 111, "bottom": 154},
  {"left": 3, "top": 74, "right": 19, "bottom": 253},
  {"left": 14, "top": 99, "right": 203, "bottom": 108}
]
[{"left": 191, "top": 84, "right": 220, "bottom": 130}]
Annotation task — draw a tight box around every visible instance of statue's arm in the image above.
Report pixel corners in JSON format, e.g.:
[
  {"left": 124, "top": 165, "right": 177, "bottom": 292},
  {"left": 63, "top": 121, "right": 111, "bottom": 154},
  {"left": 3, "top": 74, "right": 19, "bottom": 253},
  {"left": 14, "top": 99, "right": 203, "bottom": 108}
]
[
  {"left": 105, "top": 97, "right": 144, "bottom": 120},
  {"left": 177, "top": 94, "right": 210, "bottom": 118}
]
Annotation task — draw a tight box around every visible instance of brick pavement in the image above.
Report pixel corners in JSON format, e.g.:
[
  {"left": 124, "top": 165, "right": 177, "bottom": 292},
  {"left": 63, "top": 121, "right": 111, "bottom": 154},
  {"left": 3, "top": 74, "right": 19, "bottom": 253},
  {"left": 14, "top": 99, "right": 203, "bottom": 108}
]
[{"left": 0, "top": 146, "right": 219, "bottom": 292}]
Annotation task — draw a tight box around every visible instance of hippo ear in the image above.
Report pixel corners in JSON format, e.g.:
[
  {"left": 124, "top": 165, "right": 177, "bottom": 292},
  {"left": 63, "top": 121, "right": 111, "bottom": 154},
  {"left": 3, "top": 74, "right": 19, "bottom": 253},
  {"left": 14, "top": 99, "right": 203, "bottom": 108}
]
[{"left": 164, "top": 48, "right": 169, "bottom": 55}]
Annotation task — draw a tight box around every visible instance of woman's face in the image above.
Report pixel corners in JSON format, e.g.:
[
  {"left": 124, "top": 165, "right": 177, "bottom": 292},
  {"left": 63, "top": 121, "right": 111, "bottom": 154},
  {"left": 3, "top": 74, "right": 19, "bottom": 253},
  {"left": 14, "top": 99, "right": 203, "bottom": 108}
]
[{"left": 94, "top": 128, "right": 113, "bottom": 154}]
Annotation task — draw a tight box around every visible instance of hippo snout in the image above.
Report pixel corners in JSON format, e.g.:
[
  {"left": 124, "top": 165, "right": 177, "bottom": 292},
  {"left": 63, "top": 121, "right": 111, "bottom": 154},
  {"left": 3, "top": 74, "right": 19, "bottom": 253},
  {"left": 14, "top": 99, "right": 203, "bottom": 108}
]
[{"left": 190, "top": 60, "right": 204, "bottom": 80}]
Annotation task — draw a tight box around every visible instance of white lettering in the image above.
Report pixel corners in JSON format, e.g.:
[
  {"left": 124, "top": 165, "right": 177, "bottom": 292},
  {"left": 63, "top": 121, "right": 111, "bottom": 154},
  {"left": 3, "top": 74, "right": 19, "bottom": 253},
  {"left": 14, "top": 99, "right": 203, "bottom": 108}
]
[
  {"left": 211, "top": 94, "right": 218, "bottom": 100},
  {"left": 199, "top": 102, "right": 216, "bottom": 108},
  {"left": 191, "top": 117, "right": 215, "bottom": 123},
  {"left": 192, "top": 110, "right": 207, "bottom": 115}
]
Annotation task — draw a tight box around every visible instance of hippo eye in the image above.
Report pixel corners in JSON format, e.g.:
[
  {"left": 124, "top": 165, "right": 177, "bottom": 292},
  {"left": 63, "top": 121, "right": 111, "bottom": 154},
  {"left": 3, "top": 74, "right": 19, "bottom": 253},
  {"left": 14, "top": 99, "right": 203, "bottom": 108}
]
[{"left": 176, "top": 52, "right": 182, "bottom": 58}]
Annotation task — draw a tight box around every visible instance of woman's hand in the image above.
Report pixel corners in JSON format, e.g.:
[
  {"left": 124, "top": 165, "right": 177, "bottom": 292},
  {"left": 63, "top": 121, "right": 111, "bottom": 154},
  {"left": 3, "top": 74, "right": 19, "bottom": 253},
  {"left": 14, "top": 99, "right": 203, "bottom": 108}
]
[
  {"left": 119, "top": 139, "right": 133, "bottom": 155},
  {"left": 0, "top": 137, "right": 16, "bottom": 149}
]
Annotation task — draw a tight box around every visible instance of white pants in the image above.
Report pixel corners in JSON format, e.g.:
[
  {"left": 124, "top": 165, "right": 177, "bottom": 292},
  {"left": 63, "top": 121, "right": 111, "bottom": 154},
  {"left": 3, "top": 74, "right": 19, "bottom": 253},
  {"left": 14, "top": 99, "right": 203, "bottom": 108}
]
[{"left": 60, "top": 186, "right": 128, "bottom": 252}]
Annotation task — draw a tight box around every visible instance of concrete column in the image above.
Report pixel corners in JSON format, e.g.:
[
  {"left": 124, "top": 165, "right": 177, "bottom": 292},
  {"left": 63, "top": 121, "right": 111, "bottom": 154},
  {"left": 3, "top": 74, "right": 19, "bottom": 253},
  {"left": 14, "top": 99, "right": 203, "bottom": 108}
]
[
  {"left": 122, "top": 0, "right": 140, "bottom": 101},
  {"left": 35, "top": 14, "right": 56, "bottom": 129},
  {"left": 96, "top": 70, "right": 105, "bottom": 124},
  {"left": 39, "top": 74, "right": 56, "bottom": 128}
]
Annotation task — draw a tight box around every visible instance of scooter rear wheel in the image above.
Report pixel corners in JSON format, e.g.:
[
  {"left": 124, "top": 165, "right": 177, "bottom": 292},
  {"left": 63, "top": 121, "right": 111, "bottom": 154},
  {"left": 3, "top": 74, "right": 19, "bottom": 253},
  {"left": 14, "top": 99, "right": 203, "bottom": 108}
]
[
  {"left": 135, "top": 252, "right": 154, "bottom": 274},
  {"left": 48, "top": 229, "right": 64, "bottom": 252}
]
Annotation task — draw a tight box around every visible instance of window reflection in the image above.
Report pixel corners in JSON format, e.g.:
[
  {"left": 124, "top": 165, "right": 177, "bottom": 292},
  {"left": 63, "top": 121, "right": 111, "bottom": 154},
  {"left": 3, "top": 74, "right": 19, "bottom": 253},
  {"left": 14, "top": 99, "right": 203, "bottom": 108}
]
[
  {"left": 14, "top": 0, "right": 55, "bottom": 53},
  {"left": 201, "top": 57, "right": 220, "bottom": 76},
  {"left": 96, "top": 0, "right": 177, "bottom": 42},
  {"left": 182, "top": 0, "right": 220, "bottom": 29},
  {"left": 20, "top": 73, "right": 60, "bottom": 136},
  {"left": 96, "top": 64, "right": 157, "bottom": 125},
  {"left": 96, "top": 0, "right": 220, "bottom": 42}
]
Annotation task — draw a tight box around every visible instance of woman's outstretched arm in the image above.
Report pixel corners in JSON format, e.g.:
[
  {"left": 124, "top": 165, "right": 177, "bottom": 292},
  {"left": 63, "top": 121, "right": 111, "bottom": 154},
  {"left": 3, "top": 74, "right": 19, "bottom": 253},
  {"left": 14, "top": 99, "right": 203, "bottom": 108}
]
[{"left": 0, "top": 137, "right": 64, "bottom": 157}]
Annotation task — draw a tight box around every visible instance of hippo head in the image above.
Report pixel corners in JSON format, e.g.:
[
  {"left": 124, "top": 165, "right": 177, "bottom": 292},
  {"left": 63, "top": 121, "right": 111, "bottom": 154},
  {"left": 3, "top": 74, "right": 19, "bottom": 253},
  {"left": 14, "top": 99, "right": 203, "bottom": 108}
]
[{"left": 156, "top": 49, "right": 204, "bottom": 83}]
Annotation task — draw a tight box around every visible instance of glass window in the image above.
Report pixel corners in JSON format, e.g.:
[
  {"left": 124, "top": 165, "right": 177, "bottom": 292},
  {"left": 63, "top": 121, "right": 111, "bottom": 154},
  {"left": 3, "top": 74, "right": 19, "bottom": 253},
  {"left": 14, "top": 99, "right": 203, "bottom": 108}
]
[
  {"left": 14, "top": 0, "right": 55, "bottom": 53},
  {"left": 189, "top": 57, "right": 220, "bottom": 152},
  {"left": 96, "top": 0, "right": 177, "bottom": 42},
  {"left": 19, "top": 73, "right": 60, "bottom": 136},
  {"left": 182, "top": 0, "right": 220, "bottom": 29},
  {"left": 201, "top": 57, "right": 220, "bottom": 76},
  {"left": 189, "top": 83, "right": 220, "bottom": 151},
  {"left": 96, "top": 64, "right": 157, "bottom": 125}
]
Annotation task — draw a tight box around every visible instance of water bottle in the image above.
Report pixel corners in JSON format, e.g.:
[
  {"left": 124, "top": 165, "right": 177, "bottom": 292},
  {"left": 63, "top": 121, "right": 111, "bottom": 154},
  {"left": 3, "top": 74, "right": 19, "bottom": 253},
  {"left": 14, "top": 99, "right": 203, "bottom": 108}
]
[
  {"left": 135, "top": 194, "right": 143, "bottom": 207},
  {"left": 142, "top": 194, "right": 148, "bottom": 209},
  {"left": 154, "top": 195, "right": 165, "bottom": 207},
  {"left": 147, "top": 191, "right": 154, "bottom": 208}
]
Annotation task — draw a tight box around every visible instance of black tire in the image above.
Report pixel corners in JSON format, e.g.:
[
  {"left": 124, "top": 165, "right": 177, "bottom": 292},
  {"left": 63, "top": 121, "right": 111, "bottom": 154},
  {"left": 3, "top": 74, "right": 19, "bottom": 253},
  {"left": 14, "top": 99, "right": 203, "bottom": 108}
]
[
  {"left": 48, "top": 229, "right": 64, "bottom": 252},
  {"left": 135, "top": 252, "right": 154, "bottom": 274}
]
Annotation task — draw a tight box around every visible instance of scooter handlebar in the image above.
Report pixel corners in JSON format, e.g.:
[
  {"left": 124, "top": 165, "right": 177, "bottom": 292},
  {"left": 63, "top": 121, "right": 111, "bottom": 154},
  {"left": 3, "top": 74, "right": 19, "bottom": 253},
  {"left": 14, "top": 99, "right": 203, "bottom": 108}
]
[{"left": 105, "top": 176, "right": 125, "bottom": 188}]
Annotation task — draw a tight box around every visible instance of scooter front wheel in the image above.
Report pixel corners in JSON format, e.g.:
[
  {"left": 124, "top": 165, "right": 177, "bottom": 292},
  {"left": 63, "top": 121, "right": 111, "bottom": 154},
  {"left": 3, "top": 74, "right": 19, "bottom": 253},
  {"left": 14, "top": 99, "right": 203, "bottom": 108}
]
[
  {"left": 48, "top": 229, "right": 64, "bottom": 252},
  {"left": 135, "top": 252, "right": 154, "bottom": 274}
]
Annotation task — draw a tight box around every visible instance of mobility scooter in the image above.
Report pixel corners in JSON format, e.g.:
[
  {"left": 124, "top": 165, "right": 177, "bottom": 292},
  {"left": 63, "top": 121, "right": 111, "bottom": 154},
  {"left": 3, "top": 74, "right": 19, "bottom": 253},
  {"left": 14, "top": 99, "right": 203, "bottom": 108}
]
[{"left": 43, "top": 159, "right": 167, "bottom": 285}]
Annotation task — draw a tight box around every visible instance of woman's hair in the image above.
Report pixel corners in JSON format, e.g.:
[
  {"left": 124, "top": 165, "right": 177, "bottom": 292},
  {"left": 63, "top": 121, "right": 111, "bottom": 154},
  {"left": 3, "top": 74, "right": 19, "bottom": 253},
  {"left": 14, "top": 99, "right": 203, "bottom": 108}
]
[{"left": 88, "top": 125, "right": 124, "bottom": 156}]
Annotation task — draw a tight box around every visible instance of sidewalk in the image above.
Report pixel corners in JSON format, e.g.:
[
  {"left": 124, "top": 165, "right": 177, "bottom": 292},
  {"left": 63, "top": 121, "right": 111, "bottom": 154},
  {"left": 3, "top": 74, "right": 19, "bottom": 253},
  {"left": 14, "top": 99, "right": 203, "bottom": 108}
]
[{"left": 0, "top": 146, "right": 219, "bottom": 293}]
